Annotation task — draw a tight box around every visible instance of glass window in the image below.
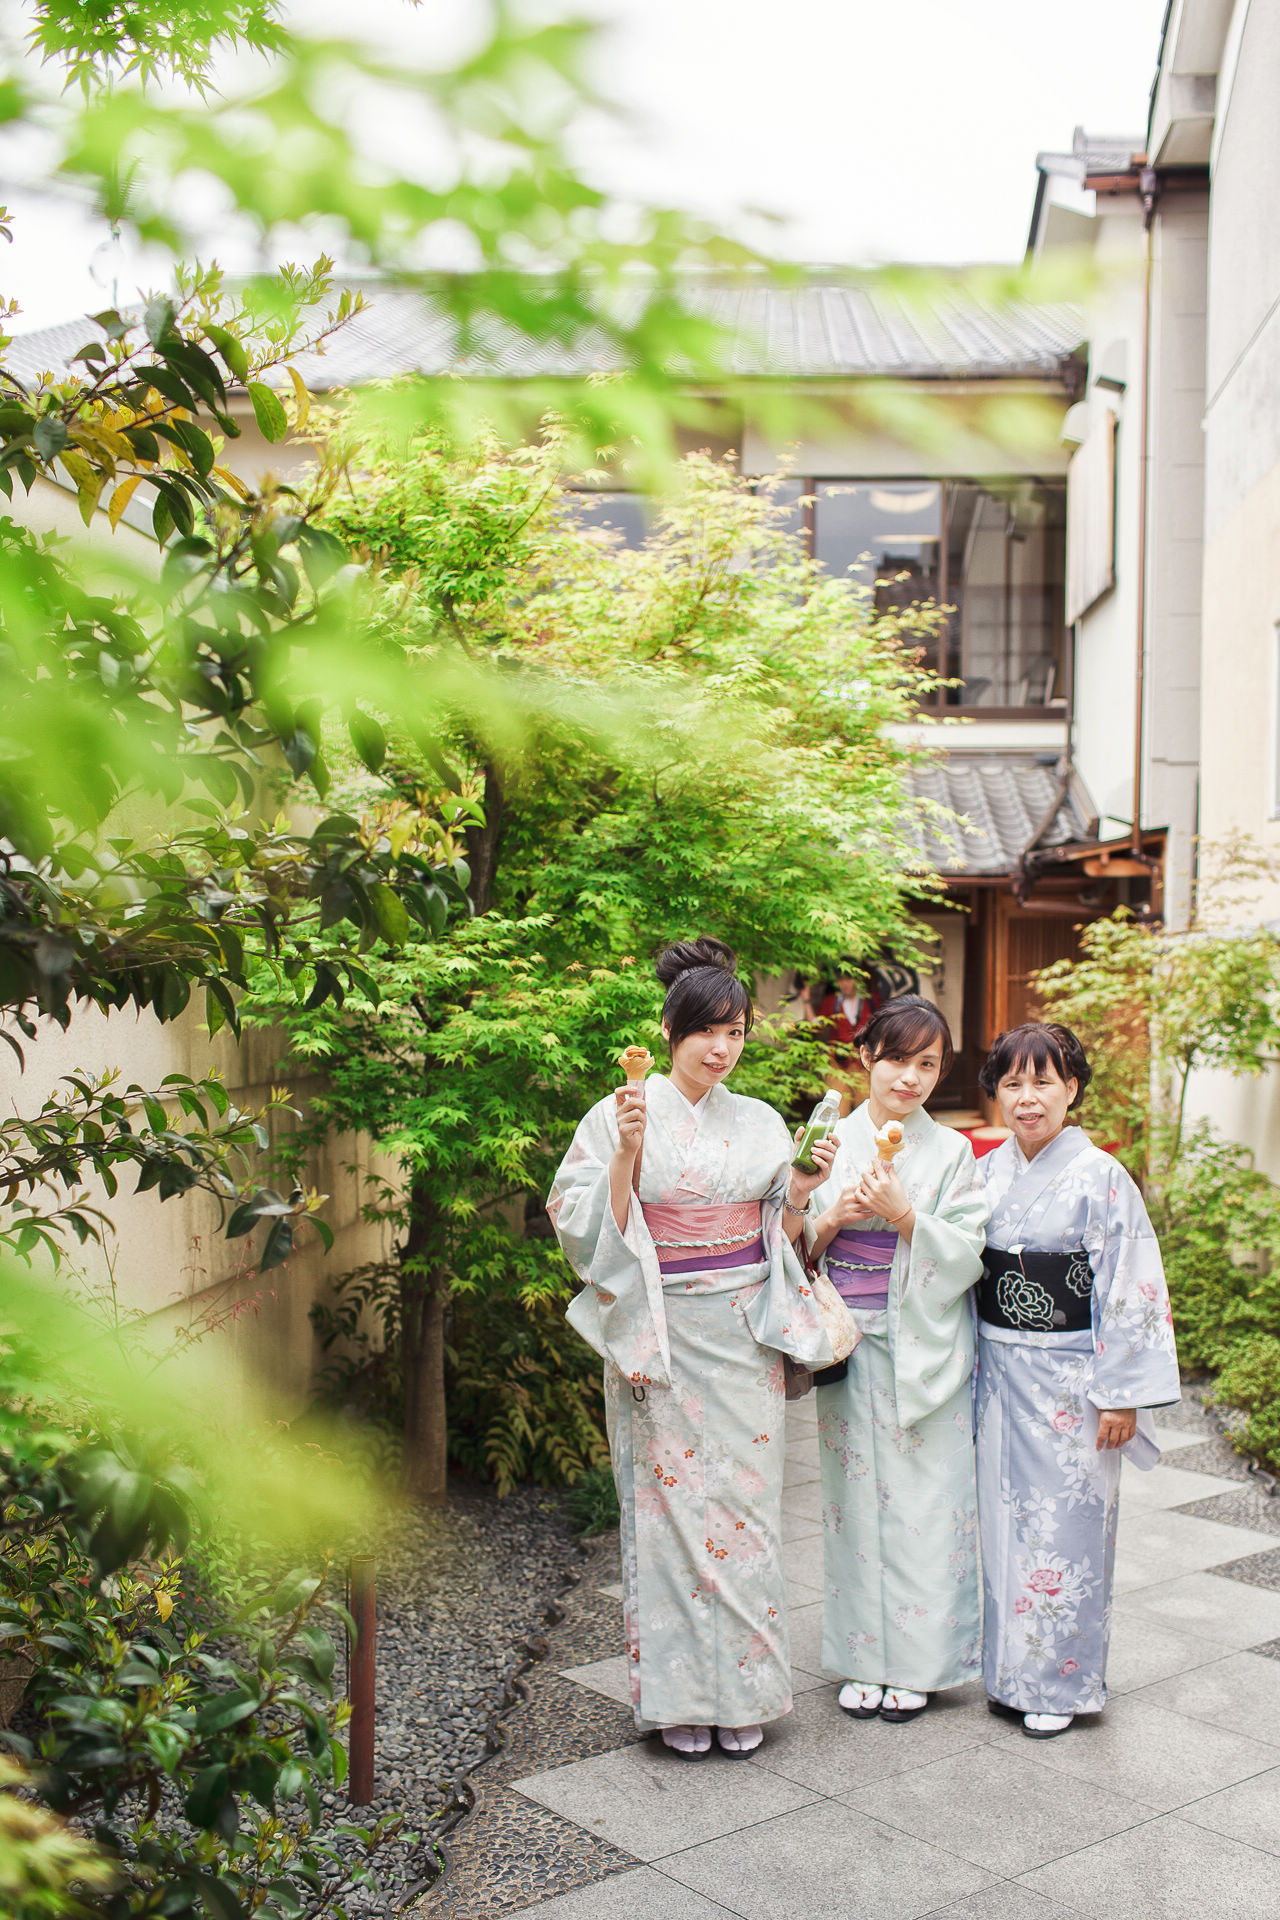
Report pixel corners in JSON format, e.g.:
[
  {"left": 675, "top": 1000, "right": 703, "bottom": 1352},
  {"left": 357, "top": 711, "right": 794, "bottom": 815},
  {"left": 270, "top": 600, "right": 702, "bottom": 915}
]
[
  {"left": 565, "top": 491, "right": 650, "bottom": 548},
  {"left": 944, "top": 480, "right": 1066, "bottom": 709},
  {"left": 813, "top": 480, "right": 945, "bottom": 674}
]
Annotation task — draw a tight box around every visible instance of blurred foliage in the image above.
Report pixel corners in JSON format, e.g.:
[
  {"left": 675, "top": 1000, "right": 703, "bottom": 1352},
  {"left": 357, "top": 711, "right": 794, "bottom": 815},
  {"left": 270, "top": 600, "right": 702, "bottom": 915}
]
[
  {"left": 0, "top": 1272, "right": 407, "bottom": 1919},
  {"left": 251, "top": 431, "right": 944, "bottom": 1502},
  {"left": 1035, "top": 904, "right": 1280, "bottom": 1383}
]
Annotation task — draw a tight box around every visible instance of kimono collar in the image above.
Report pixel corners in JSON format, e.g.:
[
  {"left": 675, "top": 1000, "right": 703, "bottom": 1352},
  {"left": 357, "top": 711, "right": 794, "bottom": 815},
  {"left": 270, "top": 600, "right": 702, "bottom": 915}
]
[
  {"left": 989, "top": 1124, "right": 1094, "bottom": 1235},
  {"left": 843, "top": 1100, "right": 933, "bottom": 1152},
  {"left": 647, "top": 1073, "right": 731, "bottom": 1129}
]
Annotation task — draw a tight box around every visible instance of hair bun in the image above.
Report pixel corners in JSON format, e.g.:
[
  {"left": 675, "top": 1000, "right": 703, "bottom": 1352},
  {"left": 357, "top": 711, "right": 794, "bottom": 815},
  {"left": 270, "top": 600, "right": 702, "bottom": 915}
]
[{"left": 654, "top": 936, "right": 738, "bottom": 988}]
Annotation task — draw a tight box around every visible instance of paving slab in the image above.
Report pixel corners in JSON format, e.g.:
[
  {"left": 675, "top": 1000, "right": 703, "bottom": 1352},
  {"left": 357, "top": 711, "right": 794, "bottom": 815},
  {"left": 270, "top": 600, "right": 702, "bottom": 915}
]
[
  {"left": 596, "top": 1582, "right": 623, "bottom": 1601},
  {"left": 1103, "top": 1612, "right": 1235, "bottom": 1694},
  {"left": 1112, "top": 1508, "right": 1277, "bottom": 1592},
  {"left": 1176, "top": 1763, "right": 1280, "bottom": 1856},
  {"left": 1017, "top": 1811, "right": 1280, "bottom": 1920},
  {"left": 782, "top": 1480, "right": 825, "bottom": 1522},
  {"left": 512, "top": 1741, "right": 819, "bottom": 1862},
  {"left": 924, "top": 1889, "right": 1083, "bottom": 1920},
  {"left": 1132, "top": 1648, "right": 1280, "bottom": 1747},
  {"left": 783, "top": 1575, "right": 823, "bottom": 1607},
  {"left": 988, "top": 1693, "right": 1278, "bottom": 1813},
  {"left": 559, "top": 1658, "right": 633, "bottom": 1707},
  {"left": 781, "top": 1509, "right": 825, "bottom": 1543},
  {"left": 842, "top": 1741, "right": 1155, "bottom": 1877},
  {"left": 1121, "top": 1465, "right": 1242, "bottom": 1510},
  {"left": 657, "top": 1799, "right": 994, "bottom": 1920},
  {"left": 747, "top": 1683, "right": 1002, "bottom": 1795},
  {"left": 510, "top": 1865, "right": 737, "bottom": 1916},
  {"left": 1120, "top": 1570, "right": 1280, "bottom": 1648},
  {"left": 1148, "top": 1426, "right": 1204, "bottom": 1454},
  {"left": 781, "top": 1532, "right": 827, "bottom": 1594},
  {"left": 782, "top": 1456, "right": 823, "bottom": 1488},
  {"left": 783, "top": 1598, "right": 829, "bottom": 1675}
]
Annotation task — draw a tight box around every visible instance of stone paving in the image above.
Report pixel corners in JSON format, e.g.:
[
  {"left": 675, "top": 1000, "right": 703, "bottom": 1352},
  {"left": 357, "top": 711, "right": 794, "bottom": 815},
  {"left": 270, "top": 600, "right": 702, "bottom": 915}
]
[{"left": 426, "top": 1392, "right": 1280, "bottom": 1918}]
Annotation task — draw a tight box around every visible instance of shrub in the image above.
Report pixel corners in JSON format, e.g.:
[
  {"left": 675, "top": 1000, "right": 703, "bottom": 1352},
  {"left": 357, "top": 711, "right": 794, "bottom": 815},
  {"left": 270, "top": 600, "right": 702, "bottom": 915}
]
[
  {"left": 1150, "top": 1123, "right": 1280, "bottom": 1372},
  {"left": 1211, "top": 1335, "right": 1280, "bottom": 1476},
  {"left": 564, "top": 1467, "right": 622, "bottom": 1540}
]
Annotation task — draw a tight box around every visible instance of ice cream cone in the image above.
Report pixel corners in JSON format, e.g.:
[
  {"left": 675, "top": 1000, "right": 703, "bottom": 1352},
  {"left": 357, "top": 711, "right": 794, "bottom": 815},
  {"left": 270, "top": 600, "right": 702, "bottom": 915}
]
[
  {"left": 874, "top": 1121, "right": 905, "bottom": 1164},
  {"left": 617, "top": 1045, "right": 655, "bottom": 1089}
]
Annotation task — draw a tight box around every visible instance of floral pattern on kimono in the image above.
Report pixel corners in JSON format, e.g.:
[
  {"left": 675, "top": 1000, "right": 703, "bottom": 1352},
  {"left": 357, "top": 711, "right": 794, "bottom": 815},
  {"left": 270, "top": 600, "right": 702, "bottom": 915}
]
[
  {"left": 548, "top": 1074, "right": 853, "bottom": 1729},
  {"left": 976, "top": 1126, "right": 1181, "bottom": 1715},
  {"left": 807, "top": 1104, "right": 988, "bottom": 1691}
]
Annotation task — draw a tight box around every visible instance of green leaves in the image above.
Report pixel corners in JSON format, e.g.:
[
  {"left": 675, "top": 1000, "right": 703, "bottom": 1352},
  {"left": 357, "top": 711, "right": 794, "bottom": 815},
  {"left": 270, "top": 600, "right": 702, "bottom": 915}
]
[{"left": 247, "top": 380, "right": 288, "bottom": 443}]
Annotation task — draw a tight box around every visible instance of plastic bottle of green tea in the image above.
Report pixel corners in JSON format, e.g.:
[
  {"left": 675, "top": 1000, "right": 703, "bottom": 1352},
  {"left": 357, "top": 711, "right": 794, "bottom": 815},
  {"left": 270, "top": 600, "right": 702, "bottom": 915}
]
[{"left": 792, "top": 1090, "right": 842, "bottom": 1173}]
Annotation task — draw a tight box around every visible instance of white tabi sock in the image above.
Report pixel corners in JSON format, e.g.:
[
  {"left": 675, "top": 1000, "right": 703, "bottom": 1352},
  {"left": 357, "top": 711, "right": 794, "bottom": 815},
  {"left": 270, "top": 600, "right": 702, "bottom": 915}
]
[
  {"left": 661, "top": 1724, "right": 712, "bottom": 1754},
  {"left": 1024, "top": 1712, "right": 1073, "bottom": 1734},
  {"left": 882, "top": 1688, "right": 928, "bottom": 1712},
  {"left": 717, "top": 1724, "right": 763, "bottom": 1752},
  {"left": 838, "top": 1682, "right": 884, "bottom": 1713}
]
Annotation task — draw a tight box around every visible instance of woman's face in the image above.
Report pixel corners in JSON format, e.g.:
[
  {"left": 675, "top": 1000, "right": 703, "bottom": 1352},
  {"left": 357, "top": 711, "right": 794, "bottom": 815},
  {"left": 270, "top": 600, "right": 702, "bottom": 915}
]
[
  {"left": 994, "top": 1057, "right": 1078, "bottom": 1156},
  {"left": 663, "top": 1018, "right": 746, "bottom": 1100},
  {"left": 859, "top": 1039, "right": 943, "bottom": 1120}
]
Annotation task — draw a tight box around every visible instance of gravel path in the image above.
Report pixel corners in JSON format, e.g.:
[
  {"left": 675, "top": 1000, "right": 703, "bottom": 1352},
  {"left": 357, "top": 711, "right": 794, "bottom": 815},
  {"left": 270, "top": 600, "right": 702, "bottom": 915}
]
[{"left": 322, "top": 1480, "right": 583, "bottom": 1912}]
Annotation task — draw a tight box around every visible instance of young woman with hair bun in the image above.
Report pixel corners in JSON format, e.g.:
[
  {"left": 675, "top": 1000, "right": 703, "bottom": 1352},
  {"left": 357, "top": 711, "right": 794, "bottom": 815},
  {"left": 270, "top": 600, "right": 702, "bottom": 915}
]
[
  {"left": 805, "top": 994, "right": 989, "bottom": 1724},
  {"left": 975, "top": 1021, "right": 1181, "bottom": 1738},
  {"left": 548, "top": 937, "right": 856, "bottom": 1762}
]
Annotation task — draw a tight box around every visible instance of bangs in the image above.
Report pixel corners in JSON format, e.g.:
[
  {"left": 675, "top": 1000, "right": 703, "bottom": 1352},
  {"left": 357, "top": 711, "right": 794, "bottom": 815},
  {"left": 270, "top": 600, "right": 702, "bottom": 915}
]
[
  {"left": 988, "top": 1027, "right": 1069, "bottom": 1086},
  {"left": 860, "top": 993, "right": 955, "bottom": 1078}
]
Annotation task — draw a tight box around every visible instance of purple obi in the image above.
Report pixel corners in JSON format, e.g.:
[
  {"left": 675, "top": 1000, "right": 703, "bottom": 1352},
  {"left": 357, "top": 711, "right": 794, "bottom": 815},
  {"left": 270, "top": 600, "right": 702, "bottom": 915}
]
[
  {"left": 640, "top": 1201, "right": 766, "bottom": 1276},
  {"left": 827, "top": 1228, "right": 897, "bottom": 1311}
]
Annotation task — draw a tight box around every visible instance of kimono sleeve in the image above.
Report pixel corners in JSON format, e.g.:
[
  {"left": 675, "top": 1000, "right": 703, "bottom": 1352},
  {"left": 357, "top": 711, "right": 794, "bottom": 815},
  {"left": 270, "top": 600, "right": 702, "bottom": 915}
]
[
  {"left": 546, "top": 1099, "right": 672, "bottom": 1389},
  {"left": 1087, "top": 1157, "right": 1181, "bottom": 1418},
  {"left": 743, "top": 1112, "right": 859, "bottom": 1368},
  {"left": 891, "top": 1134, "right": 988, "bottom": 1427}
]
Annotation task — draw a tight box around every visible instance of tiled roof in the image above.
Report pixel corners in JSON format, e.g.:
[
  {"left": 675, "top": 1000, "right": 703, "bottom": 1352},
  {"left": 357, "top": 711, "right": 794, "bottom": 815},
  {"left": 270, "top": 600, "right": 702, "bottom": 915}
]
[
  {"left": 906, "top": 754, "right": 1095, "bottom": 877},
  {"left": 6, "top": 278, "right": 1085, "bottom": 392}
]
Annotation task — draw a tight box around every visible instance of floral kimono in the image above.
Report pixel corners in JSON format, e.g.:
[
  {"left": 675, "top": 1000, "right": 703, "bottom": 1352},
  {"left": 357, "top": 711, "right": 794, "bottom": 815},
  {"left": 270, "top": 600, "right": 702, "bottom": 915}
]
[
  {"left": 548, "top": 1074, "right": 851, "bottom": 1731},
  {"left": 977, "top": 1126, "right": 1181, "bottom": 1715},
  {"left": 809, "top": 1105, "right": 988, "bottom": 1691}
]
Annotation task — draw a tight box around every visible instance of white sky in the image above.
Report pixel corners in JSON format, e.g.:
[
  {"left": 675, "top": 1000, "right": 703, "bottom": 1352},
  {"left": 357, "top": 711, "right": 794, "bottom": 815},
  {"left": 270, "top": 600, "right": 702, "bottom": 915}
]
[{"left": 2, "top": 0, "right": 1168, "bottom": 333}]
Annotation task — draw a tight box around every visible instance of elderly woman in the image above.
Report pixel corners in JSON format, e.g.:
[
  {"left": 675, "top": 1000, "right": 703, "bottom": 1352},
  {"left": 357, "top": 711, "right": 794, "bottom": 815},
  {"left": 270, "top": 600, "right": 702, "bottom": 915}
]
[
  {"left": 975, "top": 1021, "right": 1181, "bottom": 1738},
  {"left": 548, "top": 937, "right": 854, "bottom": 1761}
]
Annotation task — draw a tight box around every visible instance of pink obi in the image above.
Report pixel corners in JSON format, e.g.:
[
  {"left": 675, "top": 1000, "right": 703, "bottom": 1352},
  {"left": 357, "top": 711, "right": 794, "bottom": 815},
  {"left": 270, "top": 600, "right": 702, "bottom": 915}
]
[{"left": 640, "top": 1200, "right": 766, "bottom": 1276}]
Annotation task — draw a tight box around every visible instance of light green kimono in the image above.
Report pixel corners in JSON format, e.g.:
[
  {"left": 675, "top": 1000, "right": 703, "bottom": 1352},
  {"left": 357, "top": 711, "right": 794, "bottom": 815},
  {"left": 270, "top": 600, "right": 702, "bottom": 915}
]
[{"left": 810, "top": 1103, "right": 988, "bottom": 1691}]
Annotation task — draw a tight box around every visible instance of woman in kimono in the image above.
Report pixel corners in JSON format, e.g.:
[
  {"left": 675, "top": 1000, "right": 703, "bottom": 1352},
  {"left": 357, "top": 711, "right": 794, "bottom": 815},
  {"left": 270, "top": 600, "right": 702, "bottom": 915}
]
[
  {"left": 976, "top": 1022, "right": 1180, "bottom": 1737},
  {"left": 809, "top": 996, "right": 988, "bottom": 1723},
  {"left": 548, "top": 938, "right": 855, "bottom": 1760}
]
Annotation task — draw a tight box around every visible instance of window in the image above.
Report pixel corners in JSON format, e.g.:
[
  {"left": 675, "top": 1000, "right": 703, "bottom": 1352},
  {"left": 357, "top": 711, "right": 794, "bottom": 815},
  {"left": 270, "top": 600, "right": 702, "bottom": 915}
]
[
  {"left": 566, "top": 491, "right": 649, "bottom": 548},
  {"left": 808, "top": 475, "right": 1066, "bottom": 710}
]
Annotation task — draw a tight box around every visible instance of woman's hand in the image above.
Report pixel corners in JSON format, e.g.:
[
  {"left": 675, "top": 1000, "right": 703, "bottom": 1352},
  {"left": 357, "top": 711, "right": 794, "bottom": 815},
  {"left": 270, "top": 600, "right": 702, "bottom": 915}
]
[
  {"left": 858, "top": 1159, "right": 910, "bottom": 1232},
  {"left": 608, "top": 1086, "right": 647, "bottom": 1231},
  {"left": 828, "top": 1185, "right": 876, "bottom": 1230},
  {"left": 613, "top": 1086, "right": 647, "bottom": 1161},
  {"left": 1096, "top": 1407, "right": 1137, "bottom": 1451},
  {"left": 787, "top": 1128, "right": 837, "bottom": 1205},
  {"left": 782, "top": 1130, "right": 837, "bottom": 1243}
]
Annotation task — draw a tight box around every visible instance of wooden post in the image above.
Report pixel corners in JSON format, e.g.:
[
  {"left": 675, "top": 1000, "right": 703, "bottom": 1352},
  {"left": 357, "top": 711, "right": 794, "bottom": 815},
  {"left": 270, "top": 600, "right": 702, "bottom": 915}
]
[{"left": 348, "top": 1555, "right": 376, "bottom": 1805}]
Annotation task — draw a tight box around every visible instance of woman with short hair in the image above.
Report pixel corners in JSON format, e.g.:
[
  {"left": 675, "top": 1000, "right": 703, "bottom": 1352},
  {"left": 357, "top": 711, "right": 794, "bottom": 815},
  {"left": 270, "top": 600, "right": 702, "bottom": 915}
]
[
  {"left": 975, "top": 1021, "right": 1180, "bottom": 1738},
  {"left": 808, "top": 994, "right": 988, "bottom": 1723},
  {"left": 548, "top": 937, "right": 855, "bottom": 1760}
]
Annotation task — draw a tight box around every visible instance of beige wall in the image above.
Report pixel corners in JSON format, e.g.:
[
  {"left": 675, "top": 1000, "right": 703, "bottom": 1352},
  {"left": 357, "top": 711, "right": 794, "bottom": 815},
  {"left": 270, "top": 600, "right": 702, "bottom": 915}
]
[{"left": 742, "top": 383, "right": 1072, "bottom": 480}]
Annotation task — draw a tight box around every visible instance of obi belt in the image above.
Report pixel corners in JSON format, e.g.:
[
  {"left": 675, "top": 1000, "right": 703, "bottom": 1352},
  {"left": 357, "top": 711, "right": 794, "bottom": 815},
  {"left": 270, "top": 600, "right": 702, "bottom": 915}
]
[
  {"left": 640, "top": 1200, "right": 765, "bottom": 1276},
  {"left": 977, "top": 1248, "right": 1094, "bottom": 1333},
  {"left": 827, "top": 1228, "right": 897, "bottom": 1312}
]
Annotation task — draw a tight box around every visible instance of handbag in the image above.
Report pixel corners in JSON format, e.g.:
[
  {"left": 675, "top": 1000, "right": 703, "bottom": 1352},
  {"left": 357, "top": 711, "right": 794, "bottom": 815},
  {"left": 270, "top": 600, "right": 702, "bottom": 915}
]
[{"left": 785, "top": 1231, "right": 858, "bottom": 1398}]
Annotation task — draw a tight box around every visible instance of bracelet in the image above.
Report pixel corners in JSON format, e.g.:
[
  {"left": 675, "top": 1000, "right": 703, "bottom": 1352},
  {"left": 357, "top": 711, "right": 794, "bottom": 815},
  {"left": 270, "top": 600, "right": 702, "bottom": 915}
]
[
  {"left": 886, "top": 1205, "right": 912, "bottom": 1224},
  {"left": 782, "top": 1194, "right": 811, "bottom": 1218}
]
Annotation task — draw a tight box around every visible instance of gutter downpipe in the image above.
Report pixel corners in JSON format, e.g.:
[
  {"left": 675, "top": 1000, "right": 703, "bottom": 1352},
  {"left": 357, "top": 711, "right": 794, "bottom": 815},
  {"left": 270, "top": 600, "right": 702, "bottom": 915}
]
[{"left": 1132, "top": 165, "right": 1161, "bottom": 861}]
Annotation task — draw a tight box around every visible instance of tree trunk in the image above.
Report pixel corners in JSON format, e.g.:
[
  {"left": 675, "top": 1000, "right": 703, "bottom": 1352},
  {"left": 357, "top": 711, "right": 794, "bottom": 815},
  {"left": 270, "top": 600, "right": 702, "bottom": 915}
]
[
  {"left": 464, "top": 760, "right": 505, "bottom": 916},
  {"left": 400, "top": 1183, "right": 450, "bottom": 1507}
]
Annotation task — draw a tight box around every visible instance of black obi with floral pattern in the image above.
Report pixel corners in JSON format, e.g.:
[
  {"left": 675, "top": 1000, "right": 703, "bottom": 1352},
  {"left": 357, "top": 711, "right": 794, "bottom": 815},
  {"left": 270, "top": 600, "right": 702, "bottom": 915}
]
[{"left": 976, "top": 1249, "right": 1094, "bottom": 1333}]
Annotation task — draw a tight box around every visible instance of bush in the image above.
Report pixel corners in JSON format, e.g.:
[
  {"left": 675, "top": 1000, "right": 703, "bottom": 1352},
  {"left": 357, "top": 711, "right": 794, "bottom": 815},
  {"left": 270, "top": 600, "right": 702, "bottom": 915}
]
[
  {"left": 1211, "top": 1335, "right": 1280, "bottom": 1475},
  {"left": 564, "top": 1467, "right": 622, "bottom": 1539},
  {"left": 1151, "top": 1123, "right": 1280, "bottom": 1372}
]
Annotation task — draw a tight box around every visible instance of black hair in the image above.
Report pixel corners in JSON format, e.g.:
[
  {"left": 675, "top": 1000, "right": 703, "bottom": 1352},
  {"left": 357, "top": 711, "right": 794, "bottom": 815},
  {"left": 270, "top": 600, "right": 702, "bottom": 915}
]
[
  {"left": 656, "top": 937, "right": 754, "bottom": 1053},
  {"left": 978, "top": 1021, "right": 1092, "bottom": 1110},
  {"left": 858, "top": 993, "right": 954, "bottom": 1080}
]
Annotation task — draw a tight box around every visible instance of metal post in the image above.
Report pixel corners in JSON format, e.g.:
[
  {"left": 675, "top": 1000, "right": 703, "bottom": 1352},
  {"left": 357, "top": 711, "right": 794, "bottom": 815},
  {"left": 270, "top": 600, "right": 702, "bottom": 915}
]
[{"left": 348, "top": 1554, "right": 376, "bottom": 1805}]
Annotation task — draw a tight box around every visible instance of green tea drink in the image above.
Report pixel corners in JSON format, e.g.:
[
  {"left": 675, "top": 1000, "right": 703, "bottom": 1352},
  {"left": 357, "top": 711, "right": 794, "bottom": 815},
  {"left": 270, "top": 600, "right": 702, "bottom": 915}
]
[{"left": 792, "top": 1090, "right": 842, "bottom": 1172}]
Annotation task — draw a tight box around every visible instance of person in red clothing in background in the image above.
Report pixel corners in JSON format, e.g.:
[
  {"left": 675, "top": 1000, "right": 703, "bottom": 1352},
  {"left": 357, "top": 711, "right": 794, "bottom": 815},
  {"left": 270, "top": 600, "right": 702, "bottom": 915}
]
[{"left": 812, "top": 965, "right": 878, "bottom": 1116}]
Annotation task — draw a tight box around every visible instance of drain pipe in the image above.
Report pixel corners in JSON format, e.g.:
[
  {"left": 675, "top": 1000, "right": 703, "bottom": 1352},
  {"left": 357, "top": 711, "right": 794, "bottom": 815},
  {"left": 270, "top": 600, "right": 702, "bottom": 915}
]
[{"left": 1131, "top": 165, "right": 1160, "bottom": 858}]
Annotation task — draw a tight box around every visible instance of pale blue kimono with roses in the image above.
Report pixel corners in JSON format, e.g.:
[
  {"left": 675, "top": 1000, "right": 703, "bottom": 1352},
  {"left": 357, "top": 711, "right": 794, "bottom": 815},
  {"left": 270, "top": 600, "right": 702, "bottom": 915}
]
[
  {"left": 977, "top": 1126, "right": 1181, "bottom": 1715},
  {"left": 549, "top": 1075, "right": 850, "bottom": 1732},
  {"left": 809, "top": 1104, "right": 989, "bottom": 1691}
]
